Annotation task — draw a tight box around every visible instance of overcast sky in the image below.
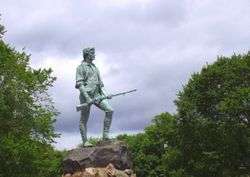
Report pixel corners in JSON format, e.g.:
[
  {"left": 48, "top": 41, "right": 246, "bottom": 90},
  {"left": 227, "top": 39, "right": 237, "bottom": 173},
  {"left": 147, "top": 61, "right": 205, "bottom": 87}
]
[{"left": 1, "top": 0, "right": 250, "bottom": 150}]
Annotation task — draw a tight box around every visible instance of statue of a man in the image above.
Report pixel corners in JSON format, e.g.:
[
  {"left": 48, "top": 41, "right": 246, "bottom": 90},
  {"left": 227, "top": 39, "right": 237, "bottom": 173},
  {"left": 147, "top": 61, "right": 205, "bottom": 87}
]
[{"left": 75, "top": 47, "right": 113, "bottom": 145}]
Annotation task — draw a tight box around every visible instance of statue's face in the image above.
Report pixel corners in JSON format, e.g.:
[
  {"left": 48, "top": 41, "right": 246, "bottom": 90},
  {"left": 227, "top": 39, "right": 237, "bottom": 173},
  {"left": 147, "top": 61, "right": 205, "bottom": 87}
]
[
  {"left": 88, "top": 50, "right": 95, "bottom": 60},
  {"left": 83, "top": 48, "right": 95, "bottom": 62}
]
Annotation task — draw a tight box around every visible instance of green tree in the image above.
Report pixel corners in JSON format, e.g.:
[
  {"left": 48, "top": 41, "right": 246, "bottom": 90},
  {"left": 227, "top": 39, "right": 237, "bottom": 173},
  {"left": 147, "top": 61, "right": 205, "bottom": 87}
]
[
  {"left": 118, "top": 52, "right": 250, "bottom": 177},
  {"left": 175, "top": 53, "right": 250, "bottom": 177},
  {"left": 0, "top": 15, "right": 5, "bottom": 38},
  {"left": 117, "top": 113, "right": 184, "bottom": 177},
  {"left": 0, "top": 21, "right": 62, "bottom": 177}
]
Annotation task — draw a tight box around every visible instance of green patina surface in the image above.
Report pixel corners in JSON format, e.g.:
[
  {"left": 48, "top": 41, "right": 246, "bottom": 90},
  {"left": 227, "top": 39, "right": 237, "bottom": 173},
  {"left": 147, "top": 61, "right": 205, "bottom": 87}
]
[{"left": 75, "top": 47, "right": 113, "bottom": 146}]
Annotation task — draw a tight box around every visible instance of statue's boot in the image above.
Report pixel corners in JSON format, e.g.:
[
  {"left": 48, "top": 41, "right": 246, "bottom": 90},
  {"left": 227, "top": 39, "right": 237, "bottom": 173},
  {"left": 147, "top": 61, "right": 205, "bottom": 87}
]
[
  {"left": 103, "top": 111, "right": 113, "bottom": 140},
  {"left": 80, "top": 121, "right": 88, "bottom": 146}
]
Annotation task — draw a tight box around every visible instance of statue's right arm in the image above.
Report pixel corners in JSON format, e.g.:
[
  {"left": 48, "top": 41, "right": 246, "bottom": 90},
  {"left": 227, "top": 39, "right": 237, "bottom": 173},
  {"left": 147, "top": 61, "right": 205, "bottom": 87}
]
[{"left": 75, "top": 65, "right": 91, "bottom": 103}]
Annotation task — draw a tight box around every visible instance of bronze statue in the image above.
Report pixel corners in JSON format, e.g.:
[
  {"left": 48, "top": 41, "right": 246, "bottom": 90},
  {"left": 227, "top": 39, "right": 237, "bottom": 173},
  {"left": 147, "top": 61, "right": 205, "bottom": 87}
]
[{"left": 75, "top": 47, "right": 136, "bottom": 146}]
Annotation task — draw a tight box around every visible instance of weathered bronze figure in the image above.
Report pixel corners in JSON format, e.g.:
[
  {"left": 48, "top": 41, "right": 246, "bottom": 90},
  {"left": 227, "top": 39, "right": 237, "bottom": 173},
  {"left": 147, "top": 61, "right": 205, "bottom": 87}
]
[
  {"left": 75, "top": 47, "right": 113, "bottom": 145},
  {"left": 75, "top": 47, "right": 136, "bottom": 146}
]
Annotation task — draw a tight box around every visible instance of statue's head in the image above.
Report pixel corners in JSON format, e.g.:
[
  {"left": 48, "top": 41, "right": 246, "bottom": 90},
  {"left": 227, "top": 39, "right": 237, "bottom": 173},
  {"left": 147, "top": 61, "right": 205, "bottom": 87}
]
[{"left": 82, "top": 47, "right": 95, "bottom": 61}]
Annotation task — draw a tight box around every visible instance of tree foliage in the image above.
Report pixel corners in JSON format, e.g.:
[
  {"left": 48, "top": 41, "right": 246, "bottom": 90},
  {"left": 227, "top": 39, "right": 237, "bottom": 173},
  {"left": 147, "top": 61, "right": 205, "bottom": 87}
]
[
  {"left": 0, "top": 22, "right": 62, "bottom": 177},
  {"left": 118, "top": 52, "right": 250, "bottom": 177},
  {"left": 175, "top": 53, "right": 250, "bottom": 176},
  {"left": 0, "top": 15, "right": 5, "bottom": 38},
  {"left": 117, "top": 113, "right": 184, "bottom": 177}
]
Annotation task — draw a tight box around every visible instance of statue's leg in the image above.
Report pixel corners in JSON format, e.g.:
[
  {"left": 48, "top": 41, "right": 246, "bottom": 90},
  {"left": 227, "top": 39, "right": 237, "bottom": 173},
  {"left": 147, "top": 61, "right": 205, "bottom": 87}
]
[
  {"left": 80, "top": 105, "right": 91, "bottom": 146},
  {"left": 95, "top": 99, "right": 113, "bottom": 140}
]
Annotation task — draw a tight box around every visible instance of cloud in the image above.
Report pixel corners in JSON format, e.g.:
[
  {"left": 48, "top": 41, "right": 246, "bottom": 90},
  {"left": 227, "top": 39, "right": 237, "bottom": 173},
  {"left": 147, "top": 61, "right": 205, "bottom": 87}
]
[
  {"left": 1, "top": 0, "right": 250, "bottom": 149},
  {"left": 1, "top": 0, "right": 188, "bottom": 55}
]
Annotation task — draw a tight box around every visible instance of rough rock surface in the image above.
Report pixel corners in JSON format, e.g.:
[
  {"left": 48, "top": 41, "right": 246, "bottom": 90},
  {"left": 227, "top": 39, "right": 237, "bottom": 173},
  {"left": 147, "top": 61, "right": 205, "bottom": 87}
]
[
  {"left": 62, "top": 163, "right": 136, "bottom": 177},
  {"left": 62, "top": 141, "right": 133, "bottom": 175}
]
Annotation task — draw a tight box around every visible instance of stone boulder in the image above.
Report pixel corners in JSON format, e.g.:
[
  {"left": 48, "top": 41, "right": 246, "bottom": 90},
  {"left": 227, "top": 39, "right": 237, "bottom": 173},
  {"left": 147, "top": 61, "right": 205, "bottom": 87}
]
[{"left": 62, "top": 141, "right": 133, "bottom": 175}]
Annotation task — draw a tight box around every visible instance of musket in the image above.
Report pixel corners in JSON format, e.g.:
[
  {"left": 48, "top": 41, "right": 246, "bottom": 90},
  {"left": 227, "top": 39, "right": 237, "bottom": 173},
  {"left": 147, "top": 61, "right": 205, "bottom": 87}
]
[{"left": 76, "top": 89, "right": 137, "bottom": 112}]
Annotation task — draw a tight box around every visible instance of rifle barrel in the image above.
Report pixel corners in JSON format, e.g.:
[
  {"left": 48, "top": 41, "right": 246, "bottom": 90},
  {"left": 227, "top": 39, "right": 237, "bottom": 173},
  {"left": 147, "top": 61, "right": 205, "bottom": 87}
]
[
  {"left": 76, "top": 89, "right": 137, "bottom": 111},
  {"left": 111, "top": 89, "right": 137, "bottom": 97}
]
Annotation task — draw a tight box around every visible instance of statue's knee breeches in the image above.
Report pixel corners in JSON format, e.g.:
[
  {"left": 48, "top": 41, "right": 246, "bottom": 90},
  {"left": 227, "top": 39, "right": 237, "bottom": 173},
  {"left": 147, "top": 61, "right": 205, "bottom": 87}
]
[{"left": 96, "top": 99, "right": 114, "bottom": 113}]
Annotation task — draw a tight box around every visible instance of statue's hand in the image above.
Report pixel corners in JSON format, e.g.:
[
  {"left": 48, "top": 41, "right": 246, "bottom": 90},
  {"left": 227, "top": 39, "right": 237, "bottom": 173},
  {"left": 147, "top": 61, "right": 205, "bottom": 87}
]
[
  {"left": 79, "top": 85, "right": 92, "bottom": 104},
  {"left": 107, "top": 95, "right": 112, "bottom": 99},
  {"left": 86, "top": 97, "right": 92, "bottom": 104},
  {"left": 93, "top": 96, "right": 103, "bottom": 104}
]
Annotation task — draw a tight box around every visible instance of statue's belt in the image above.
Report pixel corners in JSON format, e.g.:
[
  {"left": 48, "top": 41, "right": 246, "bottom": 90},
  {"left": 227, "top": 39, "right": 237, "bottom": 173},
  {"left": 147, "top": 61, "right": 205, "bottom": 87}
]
[{"left": 77, "top": 79, "right": 101, "bottom": 86}]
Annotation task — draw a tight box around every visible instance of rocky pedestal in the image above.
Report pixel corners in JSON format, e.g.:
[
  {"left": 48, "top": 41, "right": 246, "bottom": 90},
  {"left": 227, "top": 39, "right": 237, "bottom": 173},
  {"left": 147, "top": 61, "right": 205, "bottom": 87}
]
[{"left": 62, "top": 141, "right": 136, "bottom": 177}]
